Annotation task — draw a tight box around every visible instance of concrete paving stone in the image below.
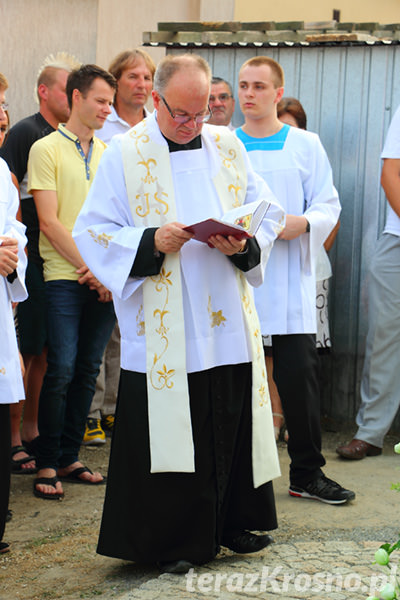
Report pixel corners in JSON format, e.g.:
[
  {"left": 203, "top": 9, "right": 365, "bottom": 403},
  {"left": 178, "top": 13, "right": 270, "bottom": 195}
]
[{"left": 112, "top": 540, "right": 393, "bottom": 600}]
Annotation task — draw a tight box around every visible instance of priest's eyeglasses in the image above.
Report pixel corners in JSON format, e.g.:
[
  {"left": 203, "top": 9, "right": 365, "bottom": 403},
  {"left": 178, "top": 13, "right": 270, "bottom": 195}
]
[{"left": 159, "top": 94, "right": 212, "bottom": 125}]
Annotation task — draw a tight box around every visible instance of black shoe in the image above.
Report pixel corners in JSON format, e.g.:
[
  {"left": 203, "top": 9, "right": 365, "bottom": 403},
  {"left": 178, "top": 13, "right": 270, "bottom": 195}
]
[
  {"left": 222, "top": 530, "right": 274, "bottom": 554},
  {"left": 157, "top": 559, "right": 194, "bottom": 574},
  {"left": 289, "top": 474, "right": 356, "bottom": 505}
]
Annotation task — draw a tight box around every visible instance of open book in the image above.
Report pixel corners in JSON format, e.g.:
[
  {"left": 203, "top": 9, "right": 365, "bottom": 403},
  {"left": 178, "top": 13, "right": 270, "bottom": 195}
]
[{"left": 183, "top": 199, "right": 270, "bottom": 244}]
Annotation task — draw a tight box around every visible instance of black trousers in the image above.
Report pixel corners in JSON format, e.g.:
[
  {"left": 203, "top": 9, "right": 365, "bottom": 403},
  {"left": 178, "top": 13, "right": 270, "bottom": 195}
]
[
  {"left": 272, "top": 334, "right": 325, "bottom": 486},
  {"left": 0, "top": 404, "right": 11, "bottom": 542}
]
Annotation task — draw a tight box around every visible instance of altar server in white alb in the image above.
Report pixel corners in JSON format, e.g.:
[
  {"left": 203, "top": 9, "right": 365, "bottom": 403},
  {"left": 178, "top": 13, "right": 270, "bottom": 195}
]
[
  {"left": 0, "top": 71, "right": 28, "bottom": 554},
  {"left": 236, "top": 56, "right": 355, "bottom": 505},
  {"left": 74, "top": 54, "right": 285, "bottom": 573}
]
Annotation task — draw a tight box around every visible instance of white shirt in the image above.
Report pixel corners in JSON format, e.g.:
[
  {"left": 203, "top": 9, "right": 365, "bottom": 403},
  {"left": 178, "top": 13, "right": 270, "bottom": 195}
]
[
  {"left": 74, "top": 113, "right": 284, "bottom": 374},
  {"left": 97, "top": 105, "right": 150, "bottom": 145},
  {"left": 0, "top": 158, "right": 27, "bottom": 403},
  {"left": 381, "top": 105, "right": 400, "bottom": 237}
]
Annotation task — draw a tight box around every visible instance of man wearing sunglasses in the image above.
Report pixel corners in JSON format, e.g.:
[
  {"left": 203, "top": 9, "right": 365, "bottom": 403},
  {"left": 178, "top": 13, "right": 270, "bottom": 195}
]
[
  {"left": 208, "top": 76, "right": 236, "bottom": 129},
  {"left": 74, "top": 53, "right": 284, "bottom": 574}
]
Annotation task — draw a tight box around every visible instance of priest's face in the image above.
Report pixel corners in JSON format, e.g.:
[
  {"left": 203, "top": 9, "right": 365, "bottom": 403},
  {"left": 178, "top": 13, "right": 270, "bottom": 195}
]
[{"left": 152, "top": 68, "right": 210, "bottom": 145}]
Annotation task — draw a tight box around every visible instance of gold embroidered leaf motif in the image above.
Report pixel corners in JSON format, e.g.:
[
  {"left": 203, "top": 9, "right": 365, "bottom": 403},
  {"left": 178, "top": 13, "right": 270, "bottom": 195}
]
[
  {"left": 207, "top": 294, "right": 227, "bottom": 328},
  {"left": 211, "top": 310, "right": 226, "bottom": 328},
  {"left": 227, "top": 184, "right": 243, "bottom": 208},
  {"left": 258, "top": 383, "right": 267, "bottom": 407},
  {"left": 242, "top": 292, "right": 251, "bottom": 314},
  {"left": 136, "top": 304, "right": 145, "bottom": 336},
  {"left": 0, "top": 367, "right": 5, "bottom": 375},
  {"left": 149, "top": 267, "right": 173, "bottom": 390},
  {"left": 157, "top": 364, "right": 175, "bottom": 389},
  {"left": 138, "top": 158, "right": 157, "bottom": 183},
  {"left": 214, "top": 131, "right": 242, "bottom": 208},
  {"left": 154, "top": 309, "right": 169, "bottom": 337},
  {"left": 87, "top": 230, "right": 113, "bottom": 248},
  {"left": 154, "top": 268, "right": 172, "bottom": 291}
]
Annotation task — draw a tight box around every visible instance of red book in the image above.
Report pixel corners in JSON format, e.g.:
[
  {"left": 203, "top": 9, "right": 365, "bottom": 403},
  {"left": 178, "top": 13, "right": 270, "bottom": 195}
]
[
  {"left": 184, "top": 218, "right": 252, "bottom": 243},
  {"left": 183, "top": 199, "right": 270, "bottom": 244}
]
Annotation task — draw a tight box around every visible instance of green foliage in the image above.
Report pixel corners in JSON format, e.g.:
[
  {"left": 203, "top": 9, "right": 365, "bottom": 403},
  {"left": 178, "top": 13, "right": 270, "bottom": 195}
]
[{"left": 367, "top": 444, "right": 400, "bottom": 599}]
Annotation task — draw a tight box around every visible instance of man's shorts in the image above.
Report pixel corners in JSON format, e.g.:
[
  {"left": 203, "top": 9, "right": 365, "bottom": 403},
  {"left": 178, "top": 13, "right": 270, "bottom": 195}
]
[{"left": 17, "top": 260, "right": 47, "bottom": 355}]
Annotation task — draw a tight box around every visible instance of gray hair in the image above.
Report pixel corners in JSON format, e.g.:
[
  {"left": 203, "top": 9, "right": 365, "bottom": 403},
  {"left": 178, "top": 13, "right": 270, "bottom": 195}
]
[
  {"left": 211, "top": 76, "right": 233, "bottom": 96},
  {"left": 154, "top": 54, "right": 211, "bottom": 95}
]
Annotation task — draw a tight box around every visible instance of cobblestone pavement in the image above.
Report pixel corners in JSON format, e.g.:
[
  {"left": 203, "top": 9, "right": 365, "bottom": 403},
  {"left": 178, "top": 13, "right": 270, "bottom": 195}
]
[
  {"left": 3, "top": 431, "right": 399, "bottom": 599},
  {"left": 102, "top": 433, "right": 400, "bottom": 600},
  {"left": 115, "top": 541, "right": 386, "bottom": 599}
]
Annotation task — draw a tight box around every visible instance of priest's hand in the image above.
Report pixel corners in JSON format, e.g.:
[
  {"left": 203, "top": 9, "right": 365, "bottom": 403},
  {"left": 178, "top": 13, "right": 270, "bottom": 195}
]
[
  {"left": 154, "top": 222, "right": 193, "bottom": 254},
  {"left": 0, "top": 236, "right": 18, "bottom": 277},
  {"left": 208, "top": 234, "right": 247, "bottom": 256},
  {"left": 278, "top": 215, "right": 309, "bottom": 240}
]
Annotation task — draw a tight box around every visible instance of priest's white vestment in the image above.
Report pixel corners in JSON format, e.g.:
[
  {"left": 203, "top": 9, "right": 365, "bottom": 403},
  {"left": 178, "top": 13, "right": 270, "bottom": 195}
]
[{"left": 73, "top": 113, "right": 285, "bottom": 565}]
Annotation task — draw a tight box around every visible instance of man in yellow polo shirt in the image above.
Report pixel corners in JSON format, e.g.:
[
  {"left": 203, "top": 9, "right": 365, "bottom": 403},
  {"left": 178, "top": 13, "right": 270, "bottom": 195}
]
[{"left": 28, "top": 64, "right": 117, "bottom": 500}]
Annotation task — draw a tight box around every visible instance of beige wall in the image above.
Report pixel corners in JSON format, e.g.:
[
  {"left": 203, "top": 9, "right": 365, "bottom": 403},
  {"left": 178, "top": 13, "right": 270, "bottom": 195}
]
[
  {"left": 96, "top": 0, "right": 200, "bottom": 73},
  {"left": 0, "top": 0, "right": 98, "bottom": 125},
  {"left": 234, "top": 0, "right": 400, "bottom": 23},
  {"left": 199, "top": 0, "right": 235, "bottom": 20},
  {"left": 1, "top": 0, "right": 227, "bottom": 125}
]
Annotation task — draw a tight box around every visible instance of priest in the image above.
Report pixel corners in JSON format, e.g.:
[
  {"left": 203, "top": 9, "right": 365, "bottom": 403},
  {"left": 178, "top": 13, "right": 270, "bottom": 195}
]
[{"left": 73, "top": 54, "right": 284, "bottom": 574}]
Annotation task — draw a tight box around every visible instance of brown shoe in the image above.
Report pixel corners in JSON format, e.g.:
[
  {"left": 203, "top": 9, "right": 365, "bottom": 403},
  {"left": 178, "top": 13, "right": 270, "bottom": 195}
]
[{"left": 336, "top": 438, "right": 382, "bottom": 460}]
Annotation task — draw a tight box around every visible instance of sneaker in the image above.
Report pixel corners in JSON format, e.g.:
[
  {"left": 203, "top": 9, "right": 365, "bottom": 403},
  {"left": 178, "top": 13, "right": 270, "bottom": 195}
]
[
  {"left": 82, "top": 418, "right": 106, "bottom": 446},
  {"left": 289, "top": 474, "right": 356, "bottom": 505},
  {"left": 101, "top": 414, "right": 115, "bottom": 437}
]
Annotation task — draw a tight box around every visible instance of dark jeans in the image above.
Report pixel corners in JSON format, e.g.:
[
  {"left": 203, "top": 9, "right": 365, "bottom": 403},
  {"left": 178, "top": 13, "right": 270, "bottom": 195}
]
[
  {"left": 36, "top": 280, "right": 115, "bottom": 470},
  {"left": 272, "top": 333, "right": 326, "bottom": 486}
]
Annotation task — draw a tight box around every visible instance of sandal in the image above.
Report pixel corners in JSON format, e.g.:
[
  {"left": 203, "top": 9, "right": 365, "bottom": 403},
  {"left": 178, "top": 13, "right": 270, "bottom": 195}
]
[
  {"left": 21, "top": 437, "right": 39, "bottom": 456},
  {"left": 58, "top": 466, "right": 106, "bottom": 485},
  {"left": 33, "top": 476, "right": 64, "bottom": 500},
  {"left": 11, "top": 445, "right": 38, "bottom": 474}
]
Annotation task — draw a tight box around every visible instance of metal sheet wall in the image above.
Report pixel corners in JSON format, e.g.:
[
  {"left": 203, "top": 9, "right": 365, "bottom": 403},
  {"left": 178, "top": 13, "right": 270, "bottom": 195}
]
[{"left": 169, "top": 44, "right": 400, "bottom": 429}]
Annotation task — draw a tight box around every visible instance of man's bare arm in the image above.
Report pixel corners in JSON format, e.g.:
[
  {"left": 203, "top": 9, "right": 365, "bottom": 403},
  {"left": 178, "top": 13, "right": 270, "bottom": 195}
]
[{"left": 33, "top": 189, "right": 87, "bottom": 268}]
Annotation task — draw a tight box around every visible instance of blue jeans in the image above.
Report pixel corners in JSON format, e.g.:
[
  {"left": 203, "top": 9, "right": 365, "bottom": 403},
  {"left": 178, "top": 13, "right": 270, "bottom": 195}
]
[{"left": 36, "top": 280, "right": 116, "bottom": 470}]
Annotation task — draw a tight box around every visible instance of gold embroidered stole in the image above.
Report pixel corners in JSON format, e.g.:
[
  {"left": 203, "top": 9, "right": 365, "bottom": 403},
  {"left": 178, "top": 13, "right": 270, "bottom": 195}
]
[
  {"left": 122, "top": 118, "right": 280, "bottom": 486},
  {"left": 204, "top": 129, "right": 280, "bottom": 487},
  {"left": 122, "top": 121, "right": 194, "bottom": 473}
]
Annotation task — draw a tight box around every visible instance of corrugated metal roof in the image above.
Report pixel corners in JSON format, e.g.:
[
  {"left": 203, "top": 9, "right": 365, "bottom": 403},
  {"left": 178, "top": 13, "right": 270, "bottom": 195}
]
[{"left": 143, "top": 21, "right": 400, "bottom": 48}]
